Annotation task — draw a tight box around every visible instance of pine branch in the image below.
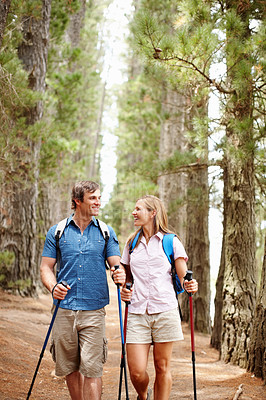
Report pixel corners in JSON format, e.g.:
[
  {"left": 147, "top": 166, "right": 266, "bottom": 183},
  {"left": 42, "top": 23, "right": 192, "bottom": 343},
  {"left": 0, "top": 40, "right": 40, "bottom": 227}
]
[
  {"left": 157, "top": 160, "right": 223, "bottom": 178},
  {"left": 159, "top": 55, "right": 235, "bottom": 95}
]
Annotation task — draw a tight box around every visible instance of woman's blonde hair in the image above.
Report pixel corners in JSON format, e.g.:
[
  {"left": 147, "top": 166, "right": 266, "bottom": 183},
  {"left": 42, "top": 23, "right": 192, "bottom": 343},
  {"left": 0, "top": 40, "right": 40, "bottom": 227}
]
[{"left": 127, "top": 195, "right": 175, "bottom": 247}]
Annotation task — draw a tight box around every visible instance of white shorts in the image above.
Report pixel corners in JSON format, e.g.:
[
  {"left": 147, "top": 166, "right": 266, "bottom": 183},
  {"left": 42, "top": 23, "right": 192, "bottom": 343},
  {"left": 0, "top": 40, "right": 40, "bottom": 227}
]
[{"left": 126, "top": 308, "right": 183, "bottom": 344}]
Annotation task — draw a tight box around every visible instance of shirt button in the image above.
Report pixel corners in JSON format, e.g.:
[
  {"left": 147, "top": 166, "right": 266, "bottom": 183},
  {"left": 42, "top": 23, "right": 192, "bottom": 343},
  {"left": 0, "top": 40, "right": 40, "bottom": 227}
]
[
  {"left": 78, "top": 278, "right": 81, "bottom": 280},
  {"left": 80, "top": 265, "right": 82, "bottom": 268}
]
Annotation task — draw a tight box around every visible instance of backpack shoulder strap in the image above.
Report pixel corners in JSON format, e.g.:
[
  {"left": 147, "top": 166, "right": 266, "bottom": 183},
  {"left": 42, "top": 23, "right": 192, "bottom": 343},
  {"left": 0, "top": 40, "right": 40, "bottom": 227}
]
[
  {"left": 163, "top": 233, "right": 184, "bottom": 296},
  {"left": 96, "top": 219, "right": 110, "bottom": 269},
  {"left": 55, "top": 218, "right": 68, "bottom": 239},
  {"left": 96, "top": 219, "right": 110, "bottom": 240},
  {"left": 162, "top": 233, "right": 175, "bottom": 263},
  {"left": 129, "top": 231, "right": 141, "bottom": 254},
  {"left": 54, "top": 218, "right": 68, "bottom": 279}
]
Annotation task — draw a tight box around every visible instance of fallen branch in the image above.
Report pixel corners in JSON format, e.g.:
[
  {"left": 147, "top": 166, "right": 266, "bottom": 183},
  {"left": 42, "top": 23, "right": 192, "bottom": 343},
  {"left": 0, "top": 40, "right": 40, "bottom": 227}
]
[{"left": 233, "top": 384, "right": 243, "bottom": 400}]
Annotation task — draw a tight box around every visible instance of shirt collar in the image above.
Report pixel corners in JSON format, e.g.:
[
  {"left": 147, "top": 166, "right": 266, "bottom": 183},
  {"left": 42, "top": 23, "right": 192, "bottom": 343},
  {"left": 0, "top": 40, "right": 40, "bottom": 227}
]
[
  {"left": 67, "top": 214, "right": 74, "bottom": 226},
  {"left": 91, "top": 216, "right": 98, "bottom": 227},
  {"left": 69, "top": 214, "right": 97, "bottom": 226},
  {"left": 140, "top": 230, "right": 164, "bottom": 243}
]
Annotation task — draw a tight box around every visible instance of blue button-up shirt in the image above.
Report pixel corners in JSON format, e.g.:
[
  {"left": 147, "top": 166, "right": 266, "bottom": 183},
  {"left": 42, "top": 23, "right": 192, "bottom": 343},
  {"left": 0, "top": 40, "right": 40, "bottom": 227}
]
[{"left": 42, "top": 215, "right": 120, "bottom": 310}]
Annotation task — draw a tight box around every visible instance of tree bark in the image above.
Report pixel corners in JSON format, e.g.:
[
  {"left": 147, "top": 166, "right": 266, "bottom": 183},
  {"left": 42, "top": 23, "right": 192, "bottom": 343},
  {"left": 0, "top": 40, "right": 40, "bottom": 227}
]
[
  {"left": 220, "top": 0, "right": 257, "bottom": 368},
  {"left": 158, "top": 87, "right": 210, "bottom": 332},
  {"left": 247, "top": 236, "right": 266, "bottom": 382},
  {"left": 186, "top": 163, "right": 210, "bottom": 333},
  {"left": 158, "top": 87, "right": 188, "bottom": 241},
  {"left": 211, "top": 234, "right": 225, "bottom": 351},
  {"left": 0, "top": 0, "right": 12, "bottom": 49},
  {"left": 0, "top": 0, "right": 51, "bottom": 295}
]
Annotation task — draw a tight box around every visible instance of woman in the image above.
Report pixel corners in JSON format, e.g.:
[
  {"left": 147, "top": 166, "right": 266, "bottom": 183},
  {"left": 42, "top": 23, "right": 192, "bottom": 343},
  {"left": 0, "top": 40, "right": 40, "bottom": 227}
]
[{"left": 120, "top": 195, "right": 198, "bottom": 400}]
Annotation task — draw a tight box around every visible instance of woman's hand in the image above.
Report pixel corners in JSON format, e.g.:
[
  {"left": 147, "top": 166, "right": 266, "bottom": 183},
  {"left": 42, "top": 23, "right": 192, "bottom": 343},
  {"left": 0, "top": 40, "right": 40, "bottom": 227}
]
[
  {"left": 183, "top": 279, "right": 198, "bottom": 294},
  {"left": 121, "top": 284, "right": 133, "bottom": 303}
]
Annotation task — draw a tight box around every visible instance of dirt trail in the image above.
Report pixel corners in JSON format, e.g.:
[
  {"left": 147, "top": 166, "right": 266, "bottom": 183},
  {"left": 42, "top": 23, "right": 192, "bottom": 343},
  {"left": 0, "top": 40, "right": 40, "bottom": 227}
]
[{"left": 0, "top": 280, "right": 265, "bottom": 400}]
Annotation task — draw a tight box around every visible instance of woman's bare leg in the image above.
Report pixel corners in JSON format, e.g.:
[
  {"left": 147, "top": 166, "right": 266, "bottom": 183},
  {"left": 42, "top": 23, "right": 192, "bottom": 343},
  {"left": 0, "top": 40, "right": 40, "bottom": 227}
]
[
  {"left": 127, "top": 343, "right": 151, "bottom": 400},
  {"left": 153, "top": 342, "right": 174, "bottom": 400}
]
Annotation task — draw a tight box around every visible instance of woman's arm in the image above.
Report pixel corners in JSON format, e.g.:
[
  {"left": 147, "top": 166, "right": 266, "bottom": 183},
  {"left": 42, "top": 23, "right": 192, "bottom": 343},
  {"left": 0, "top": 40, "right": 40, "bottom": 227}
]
[{"left": 175, "top": 258, "right": 198, "bottom": 294}]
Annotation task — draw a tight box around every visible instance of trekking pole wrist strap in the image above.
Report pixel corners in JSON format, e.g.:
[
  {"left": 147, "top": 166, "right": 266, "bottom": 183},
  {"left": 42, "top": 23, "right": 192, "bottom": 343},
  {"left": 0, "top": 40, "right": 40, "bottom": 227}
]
[{"left": 51, "top": 283, "right": 58, "bottom": 298}]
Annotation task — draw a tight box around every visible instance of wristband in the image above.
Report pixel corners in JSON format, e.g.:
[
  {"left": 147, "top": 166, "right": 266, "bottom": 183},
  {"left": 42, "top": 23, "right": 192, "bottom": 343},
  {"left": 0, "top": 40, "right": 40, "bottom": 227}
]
[{"left": 51, "top": 283, "right": 58, "bottom": 298}]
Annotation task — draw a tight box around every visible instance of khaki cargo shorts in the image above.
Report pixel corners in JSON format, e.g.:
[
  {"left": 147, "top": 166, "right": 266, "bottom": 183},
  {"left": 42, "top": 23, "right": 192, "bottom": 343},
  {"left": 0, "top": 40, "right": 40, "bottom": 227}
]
[{"left": 50, "top": 307, "right": 107, "bottom": 378}]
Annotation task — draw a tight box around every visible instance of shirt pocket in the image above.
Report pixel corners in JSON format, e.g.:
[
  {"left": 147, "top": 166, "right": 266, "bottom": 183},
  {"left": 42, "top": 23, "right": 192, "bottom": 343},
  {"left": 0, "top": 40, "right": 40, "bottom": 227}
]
[
  {"left": 59, "top": 240, "right": 79, "bottom": 262},
  {"left": 89, "top": 237, "right": 106, "bottom": 258}
]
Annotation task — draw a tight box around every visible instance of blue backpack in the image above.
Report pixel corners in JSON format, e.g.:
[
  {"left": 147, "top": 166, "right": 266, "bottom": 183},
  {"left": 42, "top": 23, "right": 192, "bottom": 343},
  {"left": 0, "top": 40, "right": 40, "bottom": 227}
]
[{"left": 129, "top": 232, "right": 184, "bottom": 298}]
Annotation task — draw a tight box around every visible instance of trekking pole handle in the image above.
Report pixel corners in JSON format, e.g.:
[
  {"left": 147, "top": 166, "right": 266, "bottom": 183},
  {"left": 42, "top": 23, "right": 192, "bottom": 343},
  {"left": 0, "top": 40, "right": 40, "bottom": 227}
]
[
  {"left": 183, "top": 270, "right": 193, "bottom": 296},
  {"left": 184, "top": 270, "right": 193, "bottom": 281},
  {"left": 52, "top": 280, "right": 68, "bottom": 301},
  {"left": 125, "top": 282, "right": 132, "bottom": 305},
  {"left": 114, "top": 265, "right": 120, "bottom": 287}
]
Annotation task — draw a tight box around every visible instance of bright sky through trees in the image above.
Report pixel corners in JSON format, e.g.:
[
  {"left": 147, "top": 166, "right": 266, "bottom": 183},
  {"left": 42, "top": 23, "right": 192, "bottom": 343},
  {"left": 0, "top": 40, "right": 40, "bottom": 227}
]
[{"left": 100, "top": 0, "right": 133, "bottom": 205}]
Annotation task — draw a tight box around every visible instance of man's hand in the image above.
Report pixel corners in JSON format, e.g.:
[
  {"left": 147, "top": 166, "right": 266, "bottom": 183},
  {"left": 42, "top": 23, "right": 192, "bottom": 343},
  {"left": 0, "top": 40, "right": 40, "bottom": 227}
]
[
  {"left": 52, "top": 282, "right": 71, "bottom": 300},
  {"left": 110, "top": 265, "right": 126, "bottom": 286}
]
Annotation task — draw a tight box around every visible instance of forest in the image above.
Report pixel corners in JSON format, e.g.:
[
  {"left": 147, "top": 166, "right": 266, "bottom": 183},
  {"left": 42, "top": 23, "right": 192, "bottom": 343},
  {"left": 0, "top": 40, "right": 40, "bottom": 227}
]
[{"left": 0, "top": 0, "right": 265, "bottom": 387}]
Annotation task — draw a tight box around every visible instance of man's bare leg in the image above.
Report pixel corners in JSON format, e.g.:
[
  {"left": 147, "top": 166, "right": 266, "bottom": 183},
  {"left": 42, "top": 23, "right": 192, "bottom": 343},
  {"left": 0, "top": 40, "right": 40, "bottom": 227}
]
[
  {"left": 83, "top": 376, "right": 102, "bottom": 400},
  {"left": 66, "top": 371, "right": 84, "bottom": 400}
]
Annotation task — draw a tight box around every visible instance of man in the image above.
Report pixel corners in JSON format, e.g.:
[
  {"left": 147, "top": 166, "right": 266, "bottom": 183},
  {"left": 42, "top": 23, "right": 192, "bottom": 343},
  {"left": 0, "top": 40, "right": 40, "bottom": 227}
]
[{"left": 40, "top": 181, "right": 125, "bottom": 400}]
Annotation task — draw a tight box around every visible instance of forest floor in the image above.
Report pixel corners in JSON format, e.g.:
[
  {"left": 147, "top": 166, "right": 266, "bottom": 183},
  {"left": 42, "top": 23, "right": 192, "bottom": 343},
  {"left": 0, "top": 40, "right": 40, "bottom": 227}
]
[{"left": 0, "top": 278, "right": 265, "bottom": 400}]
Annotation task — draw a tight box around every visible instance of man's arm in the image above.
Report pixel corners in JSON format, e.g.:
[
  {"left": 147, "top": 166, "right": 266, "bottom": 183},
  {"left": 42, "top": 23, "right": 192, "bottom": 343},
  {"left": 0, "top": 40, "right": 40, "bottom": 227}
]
[
  {"left": 40, "top": 256, "right": 70, "bottom": 300},
  {"left": 107, "top": 255, "right": 126, "bottom": 286}
]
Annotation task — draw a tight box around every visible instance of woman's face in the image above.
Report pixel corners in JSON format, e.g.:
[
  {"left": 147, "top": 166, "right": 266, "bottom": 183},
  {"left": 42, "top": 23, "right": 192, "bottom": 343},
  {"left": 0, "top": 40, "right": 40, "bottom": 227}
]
[{"left": 132, "top": 200, "right": 155, "bottom": 228}]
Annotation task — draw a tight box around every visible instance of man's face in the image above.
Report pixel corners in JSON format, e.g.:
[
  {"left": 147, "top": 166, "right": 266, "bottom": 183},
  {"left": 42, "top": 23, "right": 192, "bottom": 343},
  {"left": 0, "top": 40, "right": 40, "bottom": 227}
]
[{"left": 76, "top": 189, "right": 101, "bottom": 217}]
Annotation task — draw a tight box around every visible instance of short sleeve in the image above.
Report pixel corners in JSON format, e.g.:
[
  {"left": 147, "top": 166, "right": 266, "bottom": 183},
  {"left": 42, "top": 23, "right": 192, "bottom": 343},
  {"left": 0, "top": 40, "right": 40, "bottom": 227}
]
[
  {"left": 173, "top": 236, "right": 188, "bottom": 262},
  {"left": 42, "top": 225, "right": 57, "bottom": 259},
  {"left": 106, "top": 225, "right": 121, "bottom": 257},
  {"left": 121, "top": 243, "right": 130, "bottom": 266}
]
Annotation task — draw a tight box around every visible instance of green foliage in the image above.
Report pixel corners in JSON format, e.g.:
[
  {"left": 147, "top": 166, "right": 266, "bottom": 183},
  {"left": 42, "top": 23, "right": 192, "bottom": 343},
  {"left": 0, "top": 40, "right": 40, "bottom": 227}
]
[
  {"left": 50, "top": 0, "right": 82, "bottom": 43},
  {"left": 0, "top": 25, "right": 43, "bottom": 187},
  {"left": 38, "top": 0, "right": 105, "bottom": 183},
  {"left": 7, "top": 279, "right": 32, "bottom": 291},
  {"left": 0, "top": 251, "right": 15, "bottom": 288}
]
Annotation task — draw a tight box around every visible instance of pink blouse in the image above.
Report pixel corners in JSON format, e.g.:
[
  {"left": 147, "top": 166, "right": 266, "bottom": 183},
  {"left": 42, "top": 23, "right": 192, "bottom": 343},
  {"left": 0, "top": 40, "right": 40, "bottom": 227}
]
[{"left": 121, "top": 231, "right": 188, "bottom": 314}]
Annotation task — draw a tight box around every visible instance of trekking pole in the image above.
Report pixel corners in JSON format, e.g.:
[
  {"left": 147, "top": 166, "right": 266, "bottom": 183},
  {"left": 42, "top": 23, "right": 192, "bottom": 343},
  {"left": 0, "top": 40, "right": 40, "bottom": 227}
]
[
  {"left": 114, "top": 266, "right": 130, "bottom": 400},
  {"left": 118, "top": 282, "right": 132, "bottom": 400},
  {"left": 26, "top": 281, "right": 68, "bottom": 400},
  {"left": 184, "top": 270, "right": 197, "bottom": 400}
]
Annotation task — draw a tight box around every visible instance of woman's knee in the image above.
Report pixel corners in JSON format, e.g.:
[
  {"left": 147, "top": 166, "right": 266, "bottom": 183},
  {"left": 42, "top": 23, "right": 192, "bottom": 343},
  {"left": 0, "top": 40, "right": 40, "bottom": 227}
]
[
  {"left": 129, "top": 366, "right": 147, "bottom": 382},
  {"left": 154, "top": 359, "right": 171, "bottom": 376}
]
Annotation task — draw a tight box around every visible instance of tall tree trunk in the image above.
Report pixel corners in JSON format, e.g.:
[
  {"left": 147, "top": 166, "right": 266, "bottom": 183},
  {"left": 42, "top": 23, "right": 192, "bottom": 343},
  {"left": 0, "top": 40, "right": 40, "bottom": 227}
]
[
  {"left": 220, "top": 0, "right": 257, "bottom": 367},
  {"left": 186, "top": 162, "right": 210, "bottom": 333},
  {"left": 247, "top": 236, "right": 266, "bottom": 382},
  {"left": 158, "top": 87, "right": 210, "bottom": 332},
  {"left": 0, "top": 0, "right": 12, "bottom": 48},
  {"left": 158, "top": 87, "right": 188, "bottom": 241},
  {"left": 211, "top": 233, "right": 225, "bottom": 351},
  {"left": 0, "top": 0, "right": 51, "bottom": 295},
  {"left": 38, "top": 0, "right": 87, "bottom": 240}
]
